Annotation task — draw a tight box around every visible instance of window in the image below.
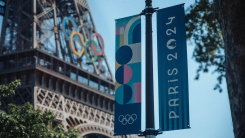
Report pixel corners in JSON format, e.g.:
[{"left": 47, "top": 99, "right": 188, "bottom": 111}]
[{"left": 89, "top": 78, "right": 98, "bottom": 90}]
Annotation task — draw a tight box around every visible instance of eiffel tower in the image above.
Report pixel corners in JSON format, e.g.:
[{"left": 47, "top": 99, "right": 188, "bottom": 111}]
[{"left": 0, "top": 0, "right": 139, "bottom": 137}]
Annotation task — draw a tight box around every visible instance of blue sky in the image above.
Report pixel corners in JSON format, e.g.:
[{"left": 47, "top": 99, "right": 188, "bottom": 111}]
[{"left": 87, "top": 0, "right": 234, "bottom": 138}]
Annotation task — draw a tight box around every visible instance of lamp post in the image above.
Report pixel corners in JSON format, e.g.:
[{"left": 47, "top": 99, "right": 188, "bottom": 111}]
[
  {"left": 139, "top": 0, "right": 161, "bottom": 137},
  {"left": 145, "top": 0, "right": 155, "bottom": 137}
]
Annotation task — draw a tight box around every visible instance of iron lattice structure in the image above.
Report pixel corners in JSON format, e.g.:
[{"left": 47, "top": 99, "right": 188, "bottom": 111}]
[
  {"left": 0, "top": 0, "right": 139, "bottom": 137},
  {"left": 0, "top": 0, "right": 113, "bottom": 80}
]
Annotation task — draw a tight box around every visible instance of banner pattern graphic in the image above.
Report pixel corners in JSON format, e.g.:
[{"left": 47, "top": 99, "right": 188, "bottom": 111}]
[
  {"left": 114, "top": 15, "right": 141, "bottom": 136},
  {"left": 157, "top": 4, "right": 190, "bottom": 131}
]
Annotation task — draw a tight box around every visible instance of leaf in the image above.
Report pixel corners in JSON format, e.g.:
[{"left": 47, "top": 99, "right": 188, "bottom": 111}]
[
  {"left": 186, "top": 0, "right": 225, "bottom": 92},
  {"left": 0, "top": 82, "right": 79, "bottom": 137}
]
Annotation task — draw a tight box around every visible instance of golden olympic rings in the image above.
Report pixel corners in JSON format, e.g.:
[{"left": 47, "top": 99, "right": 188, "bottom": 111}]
[{"left": 70, "top": 31, "right": 85, "bottom": 56}]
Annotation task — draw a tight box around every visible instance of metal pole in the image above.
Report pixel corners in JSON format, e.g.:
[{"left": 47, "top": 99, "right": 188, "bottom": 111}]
[
  {"left": 145, "top": 0, "right": 155, "bottom": 138},
  {"left": 139, "top": 1, "right": 161, "bottom": 137}
]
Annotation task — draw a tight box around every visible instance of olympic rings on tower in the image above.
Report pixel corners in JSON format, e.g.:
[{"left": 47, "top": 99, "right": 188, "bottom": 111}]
[
  {"left": 62, "top": 17, "right": 77, "bottom": 41},
  {"left": 70, "top": 31, "right": 85, "bottom": 55},
  {"left": 92, "top": 33, "right": 104, "bottom": 56},
  {"left": 85, "top": 39, "right": 98, "bottom": 62},
  {"left": 62, "top": 17, "right": 105, "bottom": 61},
  {"left": 76, "top": 25, "right": 91, "bottom": 47}
]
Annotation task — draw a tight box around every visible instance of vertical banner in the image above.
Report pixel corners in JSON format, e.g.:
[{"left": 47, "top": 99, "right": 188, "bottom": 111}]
[
  {"left": 114, "top": 15, "right": 141, "bottom": 135},
  {"left": 157, "top": 4, "right": 190, "bottom": 131}
]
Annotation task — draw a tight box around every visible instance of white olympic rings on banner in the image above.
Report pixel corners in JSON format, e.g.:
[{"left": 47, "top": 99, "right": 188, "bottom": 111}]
[{"left": 118, "top": 114, "right": 137, "bottom": 125}]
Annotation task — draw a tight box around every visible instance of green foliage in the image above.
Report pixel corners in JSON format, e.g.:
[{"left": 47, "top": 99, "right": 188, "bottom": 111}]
[
  {"left": 0, "top": 102, "right": 79, "bottom": 138},
  {"left": 0, "top": 79, "right": 21, "bottom": 105},
  {"left": 185, "top": 0, "right": 225, "bottom": 92},
  {"left": 0, "top": 80, "right": 79, "bottom": 137}
]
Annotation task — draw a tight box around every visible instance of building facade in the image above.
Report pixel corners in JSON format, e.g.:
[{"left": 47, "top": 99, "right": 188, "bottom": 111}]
[{"left": 0, "top": 0, "right": 139, "bottom": 137}]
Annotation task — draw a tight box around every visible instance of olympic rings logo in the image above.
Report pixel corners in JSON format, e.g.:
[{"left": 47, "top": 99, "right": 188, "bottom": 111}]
[
  {"left": 118, "top": 114, "right": 137, "bottom": 125},
  {"left": 62, "top": 17, "right": 104, "bottom": 62}
]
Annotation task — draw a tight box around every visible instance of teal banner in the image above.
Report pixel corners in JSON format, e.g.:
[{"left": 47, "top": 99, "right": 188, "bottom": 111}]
[
  {"left": 114, "top": 15, "right": 141, "bottom": 135},
  {"left": 157, "top": 4, "right": 190, "bottom": 131}
]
